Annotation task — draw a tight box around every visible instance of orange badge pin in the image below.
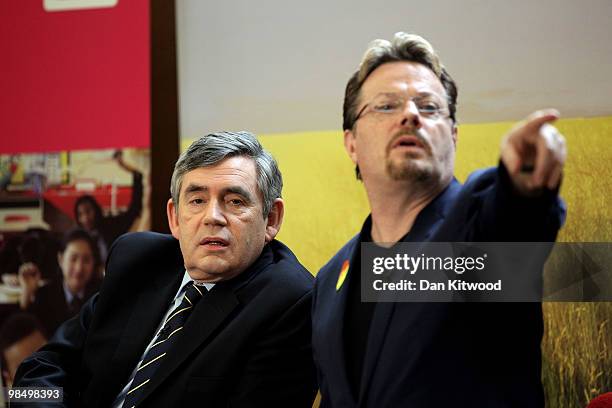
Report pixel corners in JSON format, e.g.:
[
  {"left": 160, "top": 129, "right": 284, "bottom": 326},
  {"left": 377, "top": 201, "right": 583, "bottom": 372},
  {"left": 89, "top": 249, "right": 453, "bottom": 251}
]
[{"left": 336, "top": 260, "right": 350, "bottom": 291}]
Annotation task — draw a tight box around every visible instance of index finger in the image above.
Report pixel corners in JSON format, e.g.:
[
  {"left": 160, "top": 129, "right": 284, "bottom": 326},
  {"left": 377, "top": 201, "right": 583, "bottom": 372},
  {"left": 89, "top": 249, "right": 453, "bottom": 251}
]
[{"left": 523, "top": 109, "right": 560, "bottom": 133}]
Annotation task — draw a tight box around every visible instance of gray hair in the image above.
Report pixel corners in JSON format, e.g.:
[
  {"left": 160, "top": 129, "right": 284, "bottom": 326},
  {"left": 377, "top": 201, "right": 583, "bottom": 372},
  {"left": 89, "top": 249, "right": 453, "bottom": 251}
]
[{"left": 170, "top": 131, "right": 282, "bottom": 218}]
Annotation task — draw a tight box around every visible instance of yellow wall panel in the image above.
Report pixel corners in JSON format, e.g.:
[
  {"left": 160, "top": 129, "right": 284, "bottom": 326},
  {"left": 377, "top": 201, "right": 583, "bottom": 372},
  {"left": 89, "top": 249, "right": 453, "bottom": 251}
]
[{"left": 182, "top": 116, "right": 612, "bottom": 273}]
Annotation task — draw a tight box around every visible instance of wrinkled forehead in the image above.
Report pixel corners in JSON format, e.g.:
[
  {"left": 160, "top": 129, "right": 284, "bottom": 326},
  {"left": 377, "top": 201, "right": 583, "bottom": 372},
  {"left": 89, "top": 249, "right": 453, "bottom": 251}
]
[
  {"left": 360, "top": 61, "right": 447, "bottom": 101},
  {"left": 179, "top": 156, "right": 261, "bottom": 198}
]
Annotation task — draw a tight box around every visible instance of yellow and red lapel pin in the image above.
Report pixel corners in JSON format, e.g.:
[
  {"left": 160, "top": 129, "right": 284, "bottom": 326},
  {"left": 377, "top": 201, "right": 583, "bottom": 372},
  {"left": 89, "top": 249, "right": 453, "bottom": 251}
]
[{"left": 336, "top": 260, "right": 349, "bottom": 291}]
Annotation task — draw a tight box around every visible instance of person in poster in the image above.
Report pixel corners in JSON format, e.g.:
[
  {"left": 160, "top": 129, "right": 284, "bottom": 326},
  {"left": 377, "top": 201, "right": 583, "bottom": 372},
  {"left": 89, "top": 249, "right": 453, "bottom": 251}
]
[
  {"left": 18, "top": 229, "right": 101, "bottom": 337},
  {"left": 73, "top": 150, "right": 144, "bottom": 263}
]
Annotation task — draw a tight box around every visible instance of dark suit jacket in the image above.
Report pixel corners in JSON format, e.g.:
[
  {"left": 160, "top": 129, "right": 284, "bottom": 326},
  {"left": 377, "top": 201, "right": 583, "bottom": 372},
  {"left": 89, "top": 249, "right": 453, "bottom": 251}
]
[
  {"left": 313, "top": 166, "right": 566, "bottom": 408},
  {"left": 15, "top": 232, "right": 317, "bottom": 407},
  {"left": 28, "top": 278, "right": 98, "bottom": 337}
]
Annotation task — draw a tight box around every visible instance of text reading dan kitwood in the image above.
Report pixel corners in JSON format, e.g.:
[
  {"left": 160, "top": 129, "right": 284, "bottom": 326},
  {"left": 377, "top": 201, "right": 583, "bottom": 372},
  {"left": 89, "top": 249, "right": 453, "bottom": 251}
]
[{"left": 371, "top": 253, "right": 502, "bottom": 292}]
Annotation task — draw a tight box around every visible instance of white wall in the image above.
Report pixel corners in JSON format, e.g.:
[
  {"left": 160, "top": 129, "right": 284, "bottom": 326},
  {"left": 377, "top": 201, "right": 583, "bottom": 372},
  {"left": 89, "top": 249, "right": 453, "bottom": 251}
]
[{"left": 176, "top": 0, "right": 612, "bottom": 138}]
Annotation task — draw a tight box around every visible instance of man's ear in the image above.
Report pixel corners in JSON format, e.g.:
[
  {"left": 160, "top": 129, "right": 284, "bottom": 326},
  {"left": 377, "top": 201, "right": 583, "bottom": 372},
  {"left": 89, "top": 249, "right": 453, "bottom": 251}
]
[
  {"left": 264, "top": 198, "right": 285, "bottom": 243},
  {"left": 452, "top": 124, "right": 458, "bottom": 149},
  {"left": 344, "top": 129, "right": 358, "bottom": 164},
  {"left": 167, "top": 198, "right": 180, "bottom": 240}
]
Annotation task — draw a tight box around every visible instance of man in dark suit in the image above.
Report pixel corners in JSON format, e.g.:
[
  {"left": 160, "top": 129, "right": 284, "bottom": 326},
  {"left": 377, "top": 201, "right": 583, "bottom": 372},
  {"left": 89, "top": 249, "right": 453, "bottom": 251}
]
[
  {"left": 15, "top": 131, "right": 317, "bottom": 407},
  {"left": 312, "top": 33, "right": 567, "bottom": 407}
]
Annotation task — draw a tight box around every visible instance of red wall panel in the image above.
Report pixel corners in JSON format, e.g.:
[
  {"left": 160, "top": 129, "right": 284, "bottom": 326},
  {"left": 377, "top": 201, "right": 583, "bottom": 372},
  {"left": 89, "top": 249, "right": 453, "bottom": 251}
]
[{"left": 0, "top": 0, "right": 150, "bottom": 153}]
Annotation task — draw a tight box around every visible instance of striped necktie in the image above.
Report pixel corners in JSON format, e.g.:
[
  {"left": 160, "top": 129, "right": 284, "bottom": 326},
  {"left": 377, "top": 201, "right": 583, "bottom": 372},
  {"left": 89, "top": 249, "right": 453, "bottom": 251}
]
[{"left": 122, "top": 281, "right": 206, "bottom": 408}]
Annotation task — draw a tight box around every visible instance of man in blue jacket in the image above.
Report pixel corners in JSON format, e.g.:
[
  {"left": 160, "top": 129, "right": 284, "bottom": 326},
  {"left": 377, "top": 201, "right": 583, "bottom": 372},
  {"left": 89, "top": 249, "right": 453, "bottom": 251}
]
[{"left": 312, "top": 32, "right": 566, "bottom": 407}]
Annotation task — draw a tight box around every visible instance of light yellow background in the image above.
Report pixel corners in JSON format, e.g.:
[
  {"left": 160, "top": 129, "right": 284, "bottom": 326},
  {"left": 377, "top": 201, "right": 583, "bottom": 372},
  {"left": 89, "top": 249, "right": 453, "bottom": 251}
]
[{"left": 183, "top": 116, "right": 612, "bottom": 273}]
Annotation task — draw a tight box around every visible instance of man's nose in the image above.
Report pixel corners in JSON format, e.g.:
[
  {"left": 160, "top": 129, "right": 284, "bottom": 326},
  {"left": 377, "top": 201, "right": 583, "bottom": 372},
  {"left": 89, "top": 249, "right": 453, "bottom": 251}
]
[
  {"left": 400, "top": 99, "right": 422, "bottom": 129},
  {"left": 203, "top": 200, "right": 227, "bottom": 226}
]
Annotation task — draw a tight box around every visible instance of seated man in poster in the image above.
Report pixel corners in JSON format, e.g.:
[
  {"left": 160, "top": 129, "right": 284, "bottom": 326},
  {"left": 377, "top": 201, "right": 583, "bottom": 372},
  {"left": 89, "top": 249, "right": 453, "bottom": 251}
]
[{"left": 15, "top": 131, "right": 317, "bottom": 407}]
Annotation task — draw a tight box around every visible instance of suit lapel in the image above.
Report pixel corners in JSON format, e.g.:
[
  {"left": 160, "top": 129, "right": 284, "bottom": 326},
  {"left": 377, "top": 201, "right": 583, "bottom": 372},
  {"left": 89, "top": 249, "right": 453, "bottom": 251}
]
[
  {"left": 136, "top": 284, "right": 240, "bottom": 404},
  {"left": 134, "top": 246, "right": 275, "bottom": 404},
  {"left": 103, "top": 263, "right": 183, "bottom": 405},
  {"left": 329, "top": 244, "right": 357, "bottom": 404},
  {"left": 357, "top": 300, "right": 394, "bottom": 403}
]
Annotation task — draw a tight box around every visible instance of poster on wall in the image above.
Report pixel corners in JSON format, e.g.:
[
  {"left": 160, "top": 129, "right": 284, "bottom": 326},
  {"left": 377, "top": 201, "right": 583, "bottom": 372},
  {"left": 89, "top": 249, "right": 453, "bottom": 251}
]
[
  {"left": 0, "top": 0, "right": 151, "bottom": 397},
  {"left": 0, "top": 148, "right": 150, "bottom": 390}
]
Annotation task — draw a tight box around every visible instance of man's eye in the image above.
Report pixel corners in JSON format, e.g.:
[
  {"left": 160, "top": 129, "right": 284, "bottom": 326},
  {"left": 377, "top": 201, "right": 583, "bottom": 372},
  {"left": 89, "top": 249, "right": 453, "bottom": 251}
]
[
  {"left": 190, "top": 198, "right": 205, "bottom": 205},
  {"left": 228, "top": 198, "right": 244, "bottom": 206},
  {"left": 374, "top": 101, "right": 400, "bottom": 112},
  {"left": 418, "top": 102, "right": 440, "bottom": 113}
]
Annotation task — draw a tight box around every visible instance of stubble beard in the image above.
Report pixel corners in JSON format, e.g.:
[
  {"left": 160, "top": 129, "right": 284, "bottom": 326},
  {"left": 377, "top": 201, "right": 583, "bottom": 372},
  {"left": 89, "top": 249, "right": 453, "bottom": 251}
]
[
  {"left": 386, "top": 152, "right": 435, "bottom": 183},
  {"left": 385, "top": 128, "right": 436, "bottom": 184}
]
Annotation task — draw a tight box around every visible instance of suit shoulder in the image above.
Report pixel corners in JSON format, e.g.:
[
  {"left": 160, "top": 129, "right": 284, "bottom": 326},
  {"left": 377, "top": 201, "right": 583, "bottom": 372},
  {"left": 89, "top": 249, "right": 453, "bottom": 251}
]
[
  {"left": 110, "top": 231, "right": 176, "bottom": 249},
  {"left": 230, "top": 244, "right": 312, "bottom": 321},
  {"left": 108, "top": 232, "right": 179, "bottom": 258},
  {"left": 238, "top": 241, "right": 313, "bottom": 308},
  {"left": 105, "top": 232, "right": 182, "bottom": 280},
  {"left": 266, "top": 241, "right": 313, "bottom": 292},
  {"left": 462, "top": 166, "right": 498, "bottom": 191}
]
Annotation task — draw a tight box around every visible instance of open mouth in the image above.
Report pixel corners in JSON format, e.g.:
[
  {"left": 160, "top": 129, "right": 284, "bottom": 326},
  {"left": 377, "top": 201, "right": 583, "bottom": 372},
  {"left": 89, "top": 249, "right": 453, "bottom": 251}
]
[
  {"left": 398, "top": 140, "right": 420, "bottom": 147},
  {"left": 200, "top": 238, "right": 229, "bottom": 247},
  {"left": 391, "top": 135, "right": 426, "bottom": 151}
]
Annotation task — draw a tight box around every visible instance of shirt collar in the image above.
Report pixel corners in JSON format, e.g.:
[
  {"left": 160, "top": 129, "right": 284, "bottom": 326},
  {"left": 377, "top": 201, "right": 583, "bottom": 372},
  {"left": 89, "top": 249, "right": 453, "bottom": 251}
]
[
  {"left": 360, "top": 178, "right": 462, "bottom": 244},
  {"left": 178, "top": 270, "right": 215, "bottom": 299},
  {"left": 62, "top": 281, "right": 85, "bottom": 304}
]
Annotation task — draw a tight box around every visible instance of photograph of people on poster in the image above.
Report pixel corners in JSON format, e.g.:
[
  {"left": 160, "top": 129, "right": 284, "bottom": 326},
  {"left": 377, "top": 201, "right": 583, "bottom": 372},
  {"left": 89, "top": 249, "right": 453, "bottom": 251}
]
[{"left": 0, "top": 148, "right": 150, "bottom": 377}]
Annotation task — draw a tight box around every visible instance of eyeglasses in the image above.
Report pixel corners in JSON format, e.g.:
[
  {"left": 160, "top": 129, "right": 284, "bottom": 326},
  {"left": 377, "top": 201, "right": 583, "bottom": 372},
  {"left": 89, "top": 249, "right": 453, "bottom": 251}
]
[{"left": 354, "top": 93, "right": 450, "bottom": 124}]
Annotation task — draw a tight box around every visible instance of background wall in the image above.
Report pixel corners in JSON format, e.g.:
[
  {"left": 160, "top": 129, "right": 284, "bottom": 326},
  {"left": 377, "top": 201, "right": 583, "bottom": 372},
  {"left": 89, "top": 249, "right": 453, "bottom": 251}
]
[
  {"left": 176, "top": 0, "right": 612, "bottom": 135},
  {"left": 182, "top": 116, "right": 612, "bottom": 272},
  {"left": 0, "top": 0, "right": 150, "bottom": 153}
]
